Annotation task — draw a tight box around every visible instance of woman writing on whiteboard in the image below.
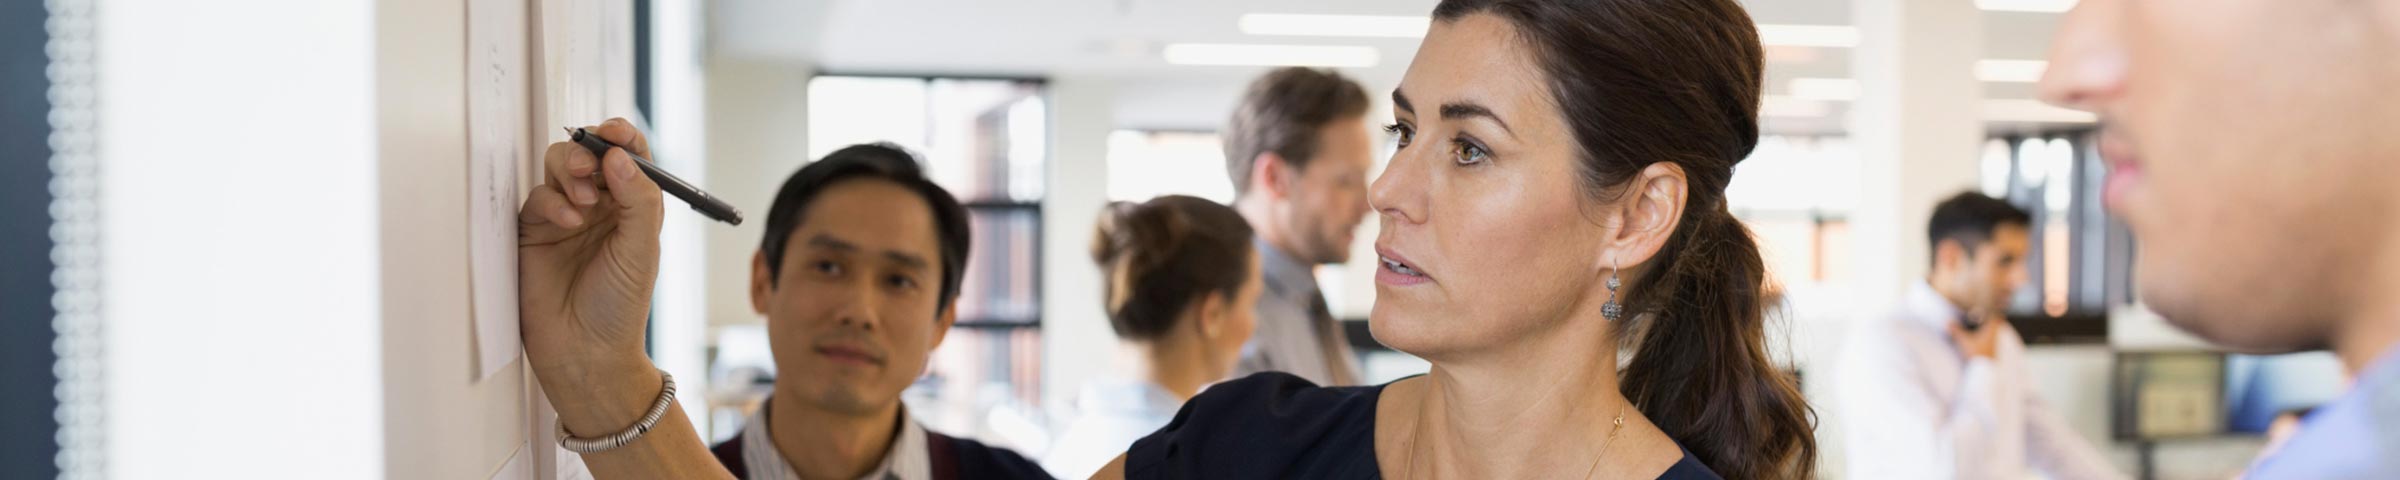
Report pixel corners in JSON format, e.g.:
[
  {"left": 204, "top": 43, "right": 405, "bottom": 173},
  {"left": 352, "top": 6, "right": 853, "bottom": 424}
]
[
  {"left": 1093, "top": 0, "right": 1813, "bottom": 477},
  {"left": 515, "top": 0, "right": 1818, "bottom": 477}
]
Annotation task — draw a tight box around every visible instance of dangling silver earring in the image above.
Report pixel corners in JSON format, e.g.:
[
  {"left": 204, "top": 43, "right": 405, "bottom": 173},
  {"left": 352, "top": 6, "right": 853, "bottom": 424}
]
[{"left": 1602, "top": 255, "right": 1624, "bottom": 321}]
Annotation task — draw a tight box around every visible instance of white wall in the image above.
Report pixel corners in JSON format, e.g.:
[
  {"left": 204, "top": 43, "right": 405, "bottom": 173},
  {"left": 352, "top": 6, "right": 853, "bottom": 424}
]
[
  {"left": 99, "top": 0, "right": 384, "bottom": 477},
  {"left": 96, "top": 0, "right": 658, "bottom": 477}
]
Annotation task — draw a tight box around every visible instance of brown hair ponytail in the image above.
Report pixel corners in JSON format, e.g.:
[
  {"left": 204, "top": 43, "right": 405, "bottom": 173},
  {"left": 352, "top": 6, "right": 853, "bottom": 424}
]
[
  {"left": 1090, "top": 195, "right": 1256, "bottom": 341},
  {"left": 1431, "top": 0, "right": 1815, "bottom": 477},
  {"left": 1620, "top": 204, "right": 1813, "bottom": 478}
]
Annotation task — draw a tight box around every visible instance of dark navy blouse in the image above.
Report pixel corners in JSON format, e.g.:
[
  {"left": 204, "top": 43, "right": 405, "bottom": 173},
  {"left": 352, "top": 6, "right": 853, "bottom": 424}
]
[{"left": 1123, "top": 372, "right": 1720, "bottom": 479}]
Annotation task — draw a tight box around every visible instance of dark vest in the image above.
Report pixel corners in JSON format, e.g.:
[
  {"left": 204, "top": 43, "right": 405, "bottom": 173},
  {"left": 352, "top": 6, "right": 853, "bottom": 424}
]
[{"left": 709, "top": 428, "right": 1052, "bottom": 480}]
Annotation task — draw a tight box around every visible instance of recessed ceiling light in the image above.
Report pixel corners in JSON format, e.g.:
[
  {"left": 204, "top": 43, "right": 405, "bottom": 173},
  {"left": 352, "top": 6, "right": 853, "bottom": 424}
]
[
  {"left": 1984, "top": 99, "right": 2095, "bottom": 123},
  {"left": 1761, "top": 95, "right": 1831, "bottom": 118},
  {"left": 1977, "top": 59, "right": 2048, "bottom": 82},
  {"left": 1163, "top": 43, "right": 1380, "bottom": 68},
  {"left": 1789, "top": 78, "right": 1861, "bottom": 101},
  {"left": 1239, "top": 14, "right": 1430, "bottom": 38},
  {"left": 1765, "top": 45, "right": 1823, "bottom": 63},
  {"left": 1756, "top": 25, "right": 1859, "bottom": 48},
  {"left": 1976, "top": 0, "right": 2078, "bottom": 13}
]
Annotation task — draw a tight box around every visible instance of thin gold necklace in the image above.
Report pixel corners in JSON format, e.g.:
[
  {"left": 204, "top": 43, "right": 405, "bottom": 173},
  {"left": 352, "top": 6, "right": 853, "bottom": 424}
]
[{"left": 1404, "top": 399, "right": 1629, "bottom": 479}]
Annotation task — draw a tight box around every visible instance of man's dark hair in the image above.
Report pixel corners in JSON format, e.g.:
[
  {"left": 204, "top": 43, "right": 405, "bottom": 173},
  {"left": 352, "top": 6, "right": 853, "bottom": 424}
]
[
  {"left": 1927, "top": 191, "right": 2033, "bottom": 263},
  {"left": 760, "top": 143, "right": 972, "bottom": 315},
  {"left": 1222, "top": 67, "right": 1370, "bottom": 197}
]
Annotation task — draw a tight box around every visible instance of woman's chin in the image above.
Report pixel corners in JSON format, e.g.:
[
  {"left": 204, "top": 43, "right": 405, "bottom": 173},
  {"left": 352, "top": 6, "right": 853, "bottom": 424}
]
[{"left": 1367, "top": 308, "right": 1465, "bottom": 359}]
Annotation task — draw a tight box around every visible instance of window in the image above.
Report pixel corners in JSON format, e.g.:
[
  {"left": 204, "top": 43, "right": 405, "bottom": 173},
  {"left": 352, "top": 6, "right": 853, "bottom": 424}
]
[
  {"left": 1729, "top": 136, "right": 1860, "bottom": 289},
  {"left": 1986, "top": 129, "right": 2121, "bottom": 342},
  {"left": 1986, "top": 130, "right": 2118, "bottom": 319},
  {"left": 1105, "top": 130, "right": 1234, "bottom": 203}
]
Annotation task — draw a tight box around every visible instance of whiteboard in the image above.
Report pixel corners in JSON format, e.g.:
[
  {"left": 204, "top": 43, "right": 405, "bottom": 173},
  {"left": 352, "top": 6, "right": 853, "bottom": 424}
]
[{"left": 466, "top": 0, "right": 634, "bottom": 478}]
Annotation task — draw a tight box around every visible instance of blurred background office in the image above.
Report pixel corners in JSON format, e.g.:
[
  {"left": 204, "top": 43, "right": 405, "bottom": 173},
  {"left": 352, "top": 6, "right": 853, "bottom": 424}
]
[{"left": 0, "top": 0, "right": 2352, "bottom": 478}]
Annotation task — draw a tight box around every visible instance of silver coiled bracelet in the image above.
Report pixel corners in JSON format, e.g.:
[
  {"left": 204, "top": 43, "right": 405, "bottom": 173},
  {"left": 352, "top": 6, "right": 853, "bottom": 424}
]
[{"left": 558, "top": 369, "right": 677, "bottom": 454}]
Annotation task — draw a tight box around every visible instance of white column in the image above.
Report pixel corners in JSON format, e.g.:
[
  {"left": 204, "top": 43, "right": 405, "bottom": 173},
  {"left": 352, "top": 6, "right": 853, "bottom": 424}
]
[
  {"left": 100, "top": 0, "right": 384, "bottom": 477},
  {"left": 1040, "top": 76, "right": 1116, "bottom": 432},
  {"left": 648, "top": 0, "right": 713, "bottom": 440},
  {"left": 700, "top": 57, "right": 812, "bottom": 332},
  {"left": 1848, "top": 0, "right": 1985, "bottom": 313},
  {"left": 1825, "top": 5, "right": 1985, "bottom": 477}
]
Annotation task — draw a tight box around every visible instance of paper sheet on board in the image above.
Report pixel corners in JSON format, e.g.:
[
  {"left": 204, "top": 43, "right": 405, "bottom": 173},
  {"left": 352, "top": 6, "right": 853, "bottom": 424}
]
[{"left": 468, "top": 0, "right": 531, "bottom": 381}]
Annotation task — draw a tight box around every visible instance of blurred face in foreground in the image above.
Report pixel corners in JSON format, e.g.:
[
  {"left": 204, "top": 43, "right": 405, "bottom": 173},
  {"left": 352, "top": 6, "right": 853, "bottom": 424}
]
[{"left": 2040, "top": 0, "right": 2400, "bottom": 359}]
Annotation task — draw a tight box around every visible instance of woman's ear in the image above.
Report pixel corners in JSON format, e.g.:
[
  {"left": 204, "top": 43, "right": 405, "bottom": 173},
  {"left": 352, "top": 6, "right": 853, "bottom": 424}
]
[
  {"left": 1602, "top": 162, "right": 1690, "bottom": 270},
  {"left": 1194, "top": 291, "right": 1231, "bottom": 340}
]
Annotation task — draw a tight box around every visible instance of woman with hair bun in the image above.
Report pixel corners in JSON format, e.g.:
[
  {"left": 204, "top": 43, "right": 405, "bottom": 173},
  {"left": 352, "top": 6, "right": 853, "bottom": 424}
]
[{"left": 1039, "top": 195, "right": 1262, "bottom": 480}]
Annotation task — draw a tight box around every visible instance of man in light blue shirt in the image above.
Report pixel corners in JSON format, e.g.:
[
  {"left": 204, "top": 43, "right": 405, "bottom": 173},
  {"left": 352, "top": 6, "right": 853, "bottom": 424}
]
[{"left": 2038, "top": 1, "right": 2400, "bottom": 478}]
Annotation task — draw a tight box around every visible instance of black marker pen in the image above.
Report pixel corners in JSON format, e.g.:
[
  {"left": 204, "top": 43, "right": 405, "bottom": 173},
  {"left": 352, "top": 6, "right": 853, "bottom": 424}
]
[{"left": 566, "top": 127, "right": 743, "bottom": 226}]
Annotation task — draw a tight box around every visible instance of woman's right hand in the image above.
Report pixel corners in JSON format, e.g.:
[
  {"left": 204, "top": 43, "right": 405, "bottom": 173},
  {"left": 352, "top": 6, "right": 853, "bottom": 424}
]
[{"left": 517, "top": 118, "right": 668, "bottom": 433}]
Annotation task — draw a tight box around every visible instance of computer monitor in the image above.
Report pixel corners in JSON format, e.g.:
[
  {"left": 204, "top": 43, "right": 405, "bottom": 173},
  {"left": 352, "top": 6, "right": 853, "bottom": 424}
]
[
  {"left": 2111, "top": 351, "right": 2226, "bottom": 440},
  {"left": 2113, "top": 350, "right": 2350, "bottom": 440}
]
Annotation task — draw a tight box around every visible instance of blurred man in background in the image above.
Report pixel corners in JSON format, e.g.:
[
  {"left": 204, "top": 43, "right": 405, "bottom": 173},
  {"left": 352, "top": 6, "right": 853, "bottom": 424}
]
[
  {"left": 1839, "top": 192, "right": 2125, "bottom": 480},
  {"left": 2039, "top": 1, "right": 2400, "bottom": 477},
  {"left": 702, "top": 143, "right": 1049, "bottom": 479},
  {"left": 1222, "top": 67, "right": 1376, "bottom": 387}
]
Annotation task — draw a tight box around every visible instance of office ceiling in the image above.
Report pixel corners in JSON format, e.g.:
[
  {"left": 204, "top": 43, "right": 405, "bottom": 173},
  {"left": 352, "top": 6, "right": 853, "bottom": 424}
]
[{"left": 707, "top": 0, "right": 2075, "bottom": 134}]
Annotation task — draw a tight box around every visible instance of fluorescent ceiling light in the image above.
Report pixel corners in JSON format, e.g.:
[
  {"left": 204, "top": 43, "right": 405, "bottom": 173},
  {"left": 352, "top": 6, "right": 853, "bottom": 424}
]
[
  {"left": 1977, "top": 59, "right": 2048, "bottom": 82},
  {"left": 1789, "top": 69, "right": 2035, "bottom": 103},
  {"left": 1240, "top": 14, "right": 1430, "bottom": 38},
  {"left": 1789, "top": 78, "right": 1860, "bottom": 101},
  {"left": 1977, "top": 0, "right": 2078, "bottom": 13},
  {"left": 1759, "top": 96, "right": 2093, "bottom": 123},
  {"left": 1756, "top": 24, "right": 1859, "bottom": 48},
  {"left": 1984, "top": 99, "right": 2096, "bottom": 123},
  {"left": 1238, "top": 16, "right": 1867, "bottom": 49},
  {"left": 1164, "top": 43, "right": 1380, "bottom": 68},
  {"left": 1761, "top": 95, "right": 1831, "bottom": 118},
  {"left": 1765, "top": 45, "right": 1823, "bottom": 63}
]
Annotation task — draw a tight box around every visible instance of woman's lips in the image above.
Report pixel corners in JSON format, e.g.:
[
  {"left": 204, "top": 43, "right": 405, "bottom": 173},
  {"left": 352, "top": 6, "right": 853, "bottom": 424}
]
[{"left": 1375, "top": 245, "right": 1432, "bottom": 286}]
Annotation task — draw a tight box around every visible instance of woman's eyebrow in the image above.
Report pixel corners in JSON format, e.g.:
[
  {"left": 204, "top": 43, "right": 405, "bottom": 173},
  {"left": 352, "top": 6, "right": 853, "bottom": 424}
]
[
  {"left": 1440, "top": 101, "right": 1516, "bottom": 139},
  {"left": 1396, "top": 88, "right": 1519, "bottom": 139}
]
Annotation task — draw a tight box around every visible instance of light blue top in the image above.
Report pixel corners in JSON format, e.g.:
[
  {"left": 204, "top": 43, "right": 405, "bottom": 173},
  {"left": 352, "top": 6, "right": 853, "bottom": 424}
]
[
  {"left": 2245, "top": 345, "right": 2400, "bottom": 479},
  {"left": 1039, "top": 377, "right": 1185, "bottom": 480}
]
